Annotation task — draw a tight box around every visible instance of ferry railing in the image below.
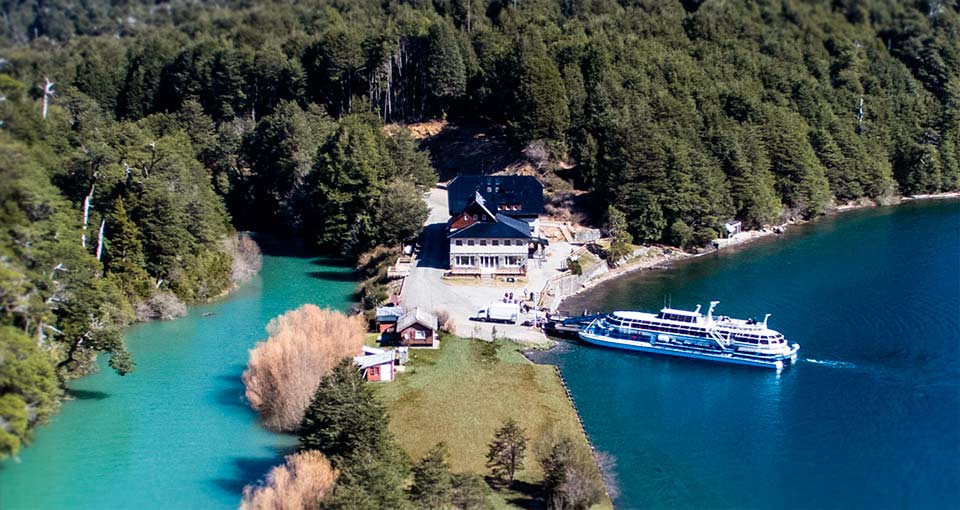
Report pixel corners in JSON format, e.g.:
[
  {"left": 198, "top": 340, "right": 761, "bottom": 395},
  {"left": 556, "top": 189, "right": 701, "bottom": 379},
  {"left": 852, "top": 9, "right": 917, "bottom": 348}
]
[{"left": 705, "top": 327, "right": 732, "bottom": 349}]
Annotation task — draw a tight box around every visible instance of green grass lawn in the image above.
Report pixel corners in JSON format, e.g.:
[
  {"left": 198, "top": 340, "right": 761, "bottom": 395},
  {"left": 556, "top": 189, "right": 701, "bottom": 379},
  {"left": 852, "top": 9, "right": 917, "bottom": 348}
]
[{"left": 374, "top": 334, "right": 612, "bottom": 509}]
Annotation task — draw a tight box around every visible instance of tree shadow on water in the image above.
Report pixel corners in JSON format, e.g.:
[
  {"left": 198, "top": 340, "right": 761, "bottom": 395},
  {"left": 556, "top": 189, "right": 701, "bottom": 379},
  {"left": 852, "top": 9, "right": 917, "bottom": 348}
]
[
  {"left": 67, "top": 388, "right": 111, "bottom": 400},
  {"left": 210, "top": 447, "right": 297, "bottom": 496},
  {"left": 210, "top": 364, "right": 253, "bottom": 412},
  {"left": 307, "top": 269, "right": 358, "bottom": 282},
  {"left": 310, "top": 256, "right": 354, "bottom": 268}
]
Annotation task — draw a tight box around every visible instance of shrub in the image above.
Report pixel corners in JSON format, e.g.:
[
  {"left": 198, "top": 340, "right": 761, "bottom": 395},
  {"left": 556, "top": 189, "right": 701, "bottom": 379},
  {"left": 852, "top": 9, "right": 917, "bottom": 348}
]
[
  {"left": 667, "top": 220, "right": 694, "bottom": 248},
  {"left": 242, "top": 305, "right": 365, "bottom": 432},
  {"left": 539, "top": 436, "right": 604, "bottom": 510},
  {"left": 566, "top": 257, "right": 582, "bottom": 276},
  {"left": 595, "top": 451, "right": 620, "bottom": 501},
  {"left": 240, "top": 450, "right": 338, "bottom": 510},
  {"left": 435, "top": 310, "right": 455, "bottom": 334},
  {"left": 477, "top": 340, "right": 500, "bottom": 364},
  {"left": 692, "top": 227, "right": 719, "bottom": 248}
]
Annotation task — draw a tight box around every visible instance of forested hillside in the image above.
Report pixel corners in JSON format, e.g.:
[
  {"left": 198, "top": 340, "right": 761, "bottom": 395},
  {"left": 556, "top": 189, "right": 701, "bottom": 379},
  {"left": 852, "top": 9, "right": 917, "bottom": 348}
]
[{"left": 1, "top": 0, "right": 957, "bottom": 456}]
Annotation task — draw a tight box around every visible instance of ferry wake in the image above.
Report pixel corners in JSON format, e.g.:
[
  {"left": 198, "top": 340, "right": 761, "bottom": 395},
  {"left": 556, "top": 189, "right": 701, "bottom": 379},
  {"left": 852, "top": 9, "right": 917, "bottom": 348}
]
[{"left": 579, "top": 301, "right": 800, "bottom": 370}]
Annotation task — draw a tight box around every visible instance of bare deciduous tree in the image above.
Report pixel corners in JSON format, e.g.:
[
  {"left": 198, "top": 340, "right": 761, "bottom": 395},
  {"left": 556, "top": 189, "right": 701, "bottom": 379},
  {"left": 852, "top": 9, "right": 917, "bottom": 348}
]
[
  {"left": 224, "top": 232, "right": 263, "bottom": 285},
  {"left": 242, "top": 305, "right": 365, "bottom": 432},
  {"left": 435, "top": 309, "right": 455, "bottom": 334},
  {"left": 95, "top": 219, "right": 106, "bottom": 261},
  {"left": 133, "top": 291, "right": 186, "bottom": 322},
  {"left": 81, "top": 184, "right": 94, "bottom": 248},
  {"left": 594, "top": 451, "right": 620, "bottom": 500},
  {"left": 241, "top": 450, "right": 338, "bottom": 510},
  {"left": 41, "top": 77, "right": 54, "bottom": 120}
]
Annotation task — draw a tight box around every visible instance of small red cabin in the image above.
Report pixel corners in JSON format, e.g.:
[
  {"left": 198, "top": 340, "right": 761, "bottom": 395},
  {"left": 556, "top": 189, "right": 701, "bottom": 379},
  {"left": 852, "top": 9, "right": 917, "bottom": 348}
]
[{"left": 396, "top": 308, "right": 439, "bottom": 348}]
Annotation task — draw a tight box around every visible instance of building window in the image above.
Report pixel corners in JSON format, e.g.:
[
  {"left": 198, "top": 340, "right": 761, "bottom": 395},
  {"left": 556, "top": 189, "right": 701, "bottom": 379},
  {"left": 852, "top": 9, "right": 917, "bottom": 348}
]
[
  {"left": 516, "top": 239, "right": 525, "bottom": 246},
  {"left": 414, "top": 329, "right": 426, "bottom": 340},
  {"left": 454, "top": 256, "right": 475, "bottom": 266},
  {"left": 479, "top": 240, "right": 487, "bottom": 246},
  {"left": 455, "top": 240, "right": 463, "bottom": 246},
  {"left": 482, "top": 214, "right": 487, "bottom": 220},
  {"left": 492, "top": 240, "right": 499, "bottom": 246},
  {"left": 467, "top": 240, "right": 475, "bottom": 246},
  {"left": 487, "top": 186, "right": 492, "bottom": 192}
]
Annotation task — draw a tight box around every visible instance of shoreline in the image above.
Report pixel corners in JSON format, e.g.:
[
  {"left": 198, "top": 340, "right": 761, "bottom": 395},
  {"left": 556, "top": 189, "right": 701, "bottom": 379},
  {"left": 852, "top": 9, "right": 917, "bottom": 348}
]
[
  {"left": 530, "top": 191, "right": 959, "bottom": 506},
  {"left": 556, "top": 191, "right": 960, "bottom": 311}
]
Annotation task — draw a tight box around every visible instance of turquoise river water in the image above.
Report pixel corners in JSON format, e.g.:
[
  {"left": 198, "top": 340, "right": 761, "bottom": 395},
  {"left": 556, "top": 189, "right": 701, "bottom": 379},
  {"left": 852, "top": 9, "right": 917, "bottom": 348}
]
[
  {"left": 0, "top": 238, "right": 355, "bottom": 509},
  {"left": 539, "top": 199, "right": 960, "bottom": 509}
]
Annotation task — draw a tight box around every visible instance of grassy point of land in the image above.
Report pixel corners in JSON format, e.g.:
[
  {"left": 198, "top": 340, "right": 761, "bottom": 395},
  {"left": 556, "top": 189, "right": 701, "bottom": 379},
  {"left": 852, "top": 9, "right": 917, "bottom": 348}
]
[{"left": 375, "top": 334, "right": 612, "bottom": 509}]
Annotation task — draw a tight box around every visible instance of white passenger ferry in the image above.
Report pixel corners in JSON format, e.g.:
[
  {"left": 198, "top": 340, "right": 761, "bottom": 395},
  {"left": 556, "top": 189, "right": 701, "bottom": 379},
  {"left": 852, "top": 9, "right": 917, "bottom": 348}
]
[{"left": 579, "top": 301, "right": 800, "bottom": 369}]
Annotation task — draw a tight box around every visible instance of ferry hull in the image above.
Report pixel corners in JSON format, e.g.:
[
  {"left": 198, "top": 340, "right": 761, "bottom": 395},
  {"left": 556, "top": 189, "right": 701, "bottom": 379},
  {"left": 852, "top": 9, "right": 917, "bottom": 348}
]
[{"left": 578, "top": 330, "right": 798, "bottom": 370}]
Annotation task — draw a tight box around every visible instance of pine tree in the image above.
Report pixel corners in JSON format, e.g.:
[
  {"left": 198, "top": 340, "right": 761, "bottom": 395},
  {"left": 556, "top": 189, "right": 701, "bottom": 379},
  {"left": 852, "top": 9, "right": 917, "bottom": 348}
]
[
  {"left": 605, "top": 206, "right": 633, "bottom": 265},
  {"left": 300, "top": 358, "right": 410, "bottom": 508},
  {"left": 306, "top": 113, "right": 395, "bottom": 255},
  {"left": 510, "top": 36, "right": 570, "bottom": 148},
  {"left": 104, "top": 198, "right": 152, "bottom": 300},
  {"left": 379, "top": 180, "right": 429, "bottom": 246},
  {"left": 728, "top": 128, "right": 782, "bottom": 228},
  {"left": 299, "top": 358, "right": 388, "bottom": 458},
  {"left": 426, "top": 19, "right": 467, "bottom": 114},
  {"left": 385, "top": 128, "right": 438, "bottom": 191},
  {"left": 409, "top": 443, "right": 453, "bottom": 508},
  {"left": 762, "top": 107, "right": 832, "bottom": 216},
  {"left": 485, "top": 418, "right": 527, "bottom": 484}
]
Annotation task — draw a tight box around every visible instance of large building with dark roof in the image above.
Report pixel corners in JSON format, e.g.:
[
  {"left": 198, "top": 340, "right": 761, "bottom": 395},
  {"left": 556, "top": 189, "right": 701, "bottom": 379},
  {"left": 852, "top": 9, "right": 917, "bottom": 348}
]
[
  {"left": 447, "top": 174, "right": 543, "bottom": 219},
  {"left": 446, "top": 175, "right": 545, "bottom": 277}
]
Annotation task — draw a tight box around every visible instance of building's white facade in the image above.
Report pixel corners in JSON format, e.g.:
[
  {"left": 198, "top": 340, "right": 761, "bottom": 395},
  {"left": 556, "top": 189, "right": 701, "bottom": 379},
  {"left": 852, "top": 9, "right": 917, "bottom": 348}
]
[{"left": 449, "top": 237, "right": 529, "bottom": 275}]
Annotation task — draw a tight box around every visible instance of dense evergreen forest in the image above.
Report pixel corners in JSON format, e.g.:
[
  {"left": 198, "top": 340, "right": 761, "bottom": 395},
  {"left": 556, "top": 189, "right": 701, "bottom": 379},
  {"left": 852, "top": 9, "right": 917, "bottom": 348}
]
[{"left": 0, "top": 0, "right": 957, "bottom": 457}]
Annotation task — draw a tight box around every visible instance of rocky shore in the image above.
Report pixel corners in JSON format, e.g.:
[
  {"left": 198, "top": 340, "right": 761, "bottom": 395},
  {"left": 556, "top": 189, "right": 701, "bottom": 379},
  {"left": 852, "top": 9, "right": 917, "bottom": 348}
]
[{"left": 553, "top": 191, "right": 960, "bottom": 311}]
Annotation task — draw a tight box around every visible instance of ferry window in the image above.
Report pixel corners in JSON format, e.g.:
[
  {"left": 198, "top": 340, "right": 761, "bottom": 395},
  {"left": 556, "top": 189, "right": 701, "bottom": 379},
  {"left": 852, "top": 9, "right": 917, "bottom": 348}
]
[
  {"left": 760, "top": 339, "right": 769, "bottom": 344},
  {"left": 480, "top": 240, "right": 487, "bottom": 246},
  {"left": 467, "top": 240, "right": 475, "bottom": 246},
  {"left": 492, "top": 240, "right": 499, "bottom": 246},
  {"left": 455, "top": 240, "right": 463, "bottom": 246}
]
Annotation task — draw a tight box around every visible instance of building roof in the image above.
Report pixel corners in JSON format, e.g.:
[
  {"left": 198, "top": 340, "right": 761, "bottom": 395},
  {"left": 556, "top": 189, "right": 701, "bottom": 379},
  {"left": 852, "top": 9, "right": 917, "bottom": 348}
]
[
  {"left": 448, "top": 175, "right": 543, "bottom": 217},
  {"left": 448, "top": 213, "right": 532, "bottom": 239},
  {"left": 354, "top": 351, "right": 394, "bottom": 369},
  {"left": 724, "top": 220, "right": 742, "bottom": 233},
  {"left": 397, "top": 307, "right": 439, "bottom": 332},
  {"left": 376, "top": 306, "right": 405, "bottom": 322}
]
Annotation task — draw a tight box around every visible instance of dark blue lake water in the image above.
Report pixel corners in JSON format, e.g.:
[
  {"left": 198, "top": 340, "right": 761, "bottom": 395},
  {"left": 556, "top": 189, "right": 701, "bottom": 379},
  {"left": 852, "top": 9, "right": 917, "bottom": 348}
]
[{"left": 539, "top": 200, "right": 960, "bottom": 509}]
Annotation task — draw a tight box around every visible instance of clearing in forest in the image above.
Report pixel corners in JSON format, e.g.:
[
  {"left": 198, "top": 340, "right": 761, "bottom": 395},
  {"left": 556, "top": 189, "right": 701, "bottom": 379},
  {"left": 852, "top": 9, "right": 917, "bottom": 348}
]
[{"left": 375, "top": 334, "right": 613, "bottom": 509}]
